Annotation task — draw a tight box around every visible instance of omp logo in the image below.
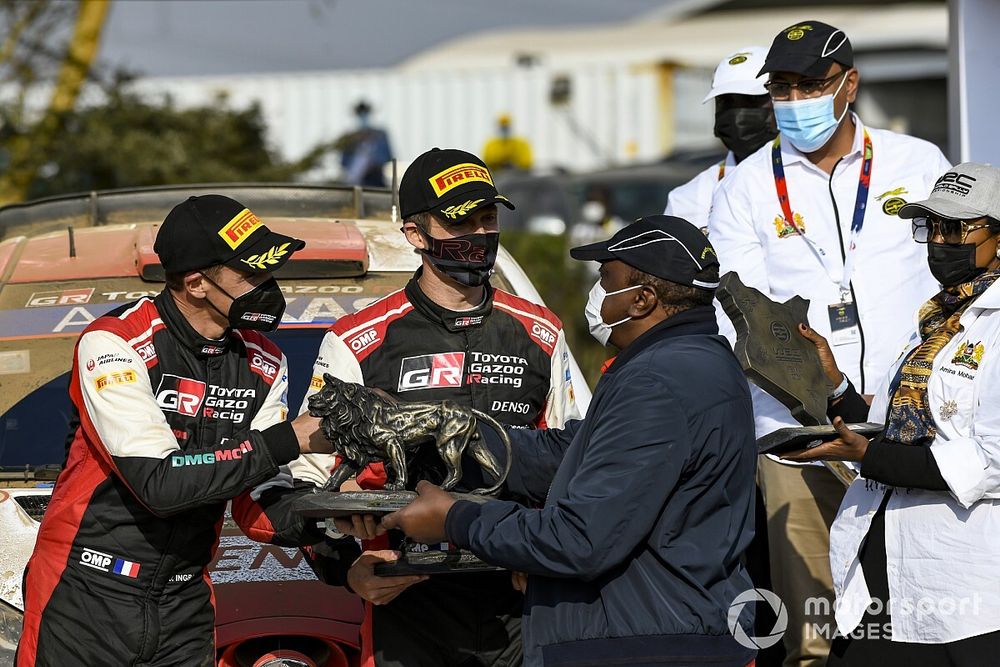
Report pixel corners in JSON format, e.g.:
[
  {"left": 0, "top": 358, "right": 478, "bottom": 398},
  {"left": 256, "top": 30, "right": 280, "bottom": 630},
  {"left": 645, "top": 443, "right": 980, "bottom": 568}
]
[
  {"left": 250, "top": 352, "right": 278, "bottom": 379},
  {"left": 398, "top": 352, "right": 465, "bottom": 392},
  {"left": 135, "top": 341, "right": 157, "bottom": 362},
  {"left": 218, "top": 208, "right": 263, "bottom": 249},
  {"left": 95, "top": 370, "right": 138, "bottom": 391},
  {"left": 27, "top": 287, "right": 95, "bottom": 308},
  {"left": 79, "top": 548, "right": 113, "bottom": 572},
  {"left": 531, "top": 322, "right": 557, "bottom": 347},
  {"left": 429, "top": 163, "right": 494, "bottom": 197},
  {"left": 347, "top": 328, "right": 380, "bottom": 352},
  {"left": 171, "top": 440, "right": 254, "bottom": 467},
  {"left": 155, "top": 374, "right": 207, "bottom": 416}
]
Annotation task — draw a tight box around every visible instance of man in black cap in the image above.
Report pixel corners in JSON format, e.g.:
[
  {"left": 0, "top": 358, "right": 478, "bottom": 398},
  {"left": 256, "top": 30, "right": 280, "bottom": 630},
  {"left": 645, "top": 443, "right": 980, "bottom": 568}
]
[
  {"left": 17, "top": 195, "right": 333, "bottom": 666},
  {"left": 707, "top": 20, "right": 951, "bottom": 667},
  {"left": 382, "top": 215, "right": 758, "bottom": 667},
  {"left": 276, "top": 148, "right": 581, "bottom": 667}
]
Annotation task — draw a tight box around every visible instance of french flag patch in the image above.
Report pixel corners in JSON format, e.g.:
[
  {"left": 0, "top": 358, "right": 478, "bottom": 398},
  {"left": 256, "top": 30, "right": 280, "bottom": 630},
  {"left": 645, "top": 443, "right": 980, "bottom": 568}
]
[{"left": 113, "top": 558, "right": 141, "bottom": 578}]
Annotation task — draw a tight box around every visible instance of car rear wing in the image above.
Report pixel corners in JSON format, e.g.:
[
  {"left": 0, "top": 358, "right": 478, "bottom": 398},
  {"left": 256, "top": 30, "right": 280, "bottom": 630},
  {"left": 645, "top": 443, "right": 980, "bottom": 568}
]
[{"left": 0, "top": 183, "right": 394, "bottom": 242}]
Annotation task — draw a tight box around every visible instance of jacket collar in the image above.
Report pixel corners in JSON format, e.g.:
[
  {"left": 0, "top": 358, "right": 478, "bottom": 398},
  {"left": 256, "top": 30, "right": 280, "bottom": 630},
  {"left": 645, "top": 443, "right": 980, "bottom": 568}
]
[
  {"left": 155, "top": 290, "right": 231, "bottom": 357},
  {"left": 404, "top": 269, "right": 495, "bottom": 333},
  {"left": 603, "top": 304, "right": 719, "bottom": 375}
]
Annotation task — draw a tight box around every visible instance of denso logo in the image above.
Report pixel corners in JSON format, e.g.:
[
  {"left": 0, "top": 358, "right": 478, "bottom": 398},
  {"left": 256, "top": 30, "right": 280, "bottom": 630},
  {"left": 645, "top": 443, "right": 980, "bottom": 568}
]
[
  {"left": 531, "top": 322, "right": 556, "bottom": 347},
  {"left": 155, "top": 374, "right": 207, "bottom": 416},
  {"left": 398, "top": 352, "right": 466, "bottom": 392},
  {"left": 348, "top": 328, "right": 380, "bottom": 352}
]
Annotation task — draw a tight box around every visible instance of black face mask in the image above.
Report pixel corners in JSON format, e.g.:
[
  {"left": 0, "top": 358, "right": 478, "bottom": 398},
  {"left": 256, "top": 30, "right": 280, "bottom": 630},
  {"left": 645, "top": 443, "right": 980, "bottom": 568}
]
[
  {"left": 203, "top": 274, "right": 286, "bottom": 332},
  {"left": 420, "top": 231, "right": 499, "bottom": 287},
  {"left": 714, "top": 107, "right": 778, "bottom": 163},
  {"left": 927, "top": 242, "right": 985, "bottom": 287}
]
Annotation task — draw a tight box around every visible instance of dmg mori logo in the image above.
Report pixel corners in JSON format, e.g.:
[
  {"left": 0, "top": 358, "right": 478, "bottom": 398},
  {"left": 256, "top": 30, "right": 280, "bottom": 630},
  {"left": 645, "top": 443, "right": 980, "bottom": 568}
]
[
  {"left": 155, "top": 374, "right": 207, "bottom": 416},
  {"left": 397, "top": 353, "right": 465, "bottom": 392}
]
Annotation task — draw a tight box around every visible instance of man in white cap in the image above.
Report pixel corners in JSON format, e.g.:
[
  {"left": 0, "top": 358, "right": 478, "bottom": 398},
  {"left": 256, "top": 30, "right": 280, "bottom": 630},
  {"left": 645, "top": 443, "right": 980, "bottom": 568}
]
[{"left": 664, "top": 46, "right": 776, "bottom": 231}]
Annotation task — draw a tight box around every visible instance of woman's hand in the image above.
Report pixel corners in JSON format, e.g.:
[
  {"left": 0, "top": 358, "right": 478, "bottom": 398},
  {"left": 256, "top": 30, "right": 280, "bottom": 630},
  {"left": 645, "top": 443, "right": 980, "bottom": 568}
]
[
  {"left": 781, "top": 417, "right": 870, "bottom": 463},
  {"left": 798, "top": 323, "right": 844, "bottom": 389}
]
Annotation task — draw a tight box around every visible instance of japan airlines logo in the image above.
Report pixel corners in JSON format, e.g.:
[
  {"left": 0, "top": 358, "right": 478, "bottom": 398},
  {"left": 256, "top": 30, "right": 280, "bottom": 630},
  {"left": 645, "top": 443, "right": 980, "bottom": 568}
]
[
  {"left": 397, "top": 352, "right": 465, "bottom": 392},
  {"left": 155, "top": 374, "right": 207, "bottom": 416}
]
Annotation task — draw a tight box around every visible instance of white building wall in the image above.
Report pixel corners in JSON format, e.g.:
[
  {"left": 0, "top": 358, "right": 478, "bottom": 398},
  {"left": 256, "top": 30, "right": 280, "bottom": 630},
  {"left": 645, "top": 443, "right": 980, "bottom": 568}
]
[{"left": 130, "top": 64, "right": 715, "bottom": 179}]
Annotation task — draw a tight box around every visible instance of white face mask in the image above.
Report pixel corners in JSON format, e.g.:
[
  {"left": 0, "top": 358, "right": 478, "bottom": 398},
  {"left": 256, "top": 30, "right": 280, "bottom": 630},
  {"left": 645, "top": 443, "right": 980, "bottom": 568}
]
[{"left": 585, "top": 280, "right": 641, "bottom": 346}]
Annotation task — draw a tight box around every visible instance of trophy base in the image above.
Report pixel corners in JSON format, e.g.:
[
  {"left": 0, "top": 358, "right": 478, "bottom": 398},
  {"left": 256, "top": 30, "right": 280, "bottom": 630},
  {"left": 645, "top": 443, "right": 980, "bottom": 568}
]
[
  {"left": 756, "top": 422, "right": 883, "bottom": 456},
  {"left": 374, "top": 550, "right": 502, "bottom": 577},
  {"left": 293, "top": 490, "right": 491, "bottom": 518}
]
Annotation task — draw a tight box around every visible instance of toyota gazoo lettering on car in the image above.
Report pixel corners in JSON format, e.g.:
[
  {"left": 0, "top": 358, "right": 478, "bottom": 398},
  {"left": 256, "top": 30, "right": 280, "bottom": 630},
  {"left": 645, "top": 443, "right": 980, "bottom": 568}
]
[{"left": 0, "top": 184, "right": 592, "bottom": 666}]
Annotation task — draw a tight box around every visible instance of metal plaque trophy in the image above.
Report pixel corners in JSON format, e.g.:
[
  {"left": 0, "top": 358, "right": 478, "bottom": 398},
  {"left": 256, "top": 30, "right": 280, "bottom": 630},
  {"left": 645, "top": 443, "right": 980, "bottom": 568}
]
[
  {"left": 293, "top": 374, "right": 511, "bottom": 575},
  {"left": 717, "top": 272, "right": 874, "bottom": 486}
]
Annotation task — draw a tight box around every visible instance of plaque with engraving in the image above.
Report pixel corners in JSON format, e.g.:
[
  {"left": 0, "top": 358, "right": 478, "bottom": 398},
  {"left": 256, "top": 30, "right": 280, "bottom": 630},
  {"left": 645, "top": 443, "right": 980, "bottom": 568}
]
[{"left": 717, "top": 272, "right": 832, "bottom": 427}]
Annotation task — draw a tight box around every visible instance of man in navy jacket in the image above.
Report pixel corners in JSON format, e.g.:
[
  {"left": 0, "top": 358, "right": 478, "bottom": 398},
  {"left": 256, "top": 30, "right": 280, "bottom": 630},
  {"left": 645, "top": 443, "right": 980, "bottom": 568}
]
[{"left": 384, "top": 215, "right": 758, "bottom": 667}]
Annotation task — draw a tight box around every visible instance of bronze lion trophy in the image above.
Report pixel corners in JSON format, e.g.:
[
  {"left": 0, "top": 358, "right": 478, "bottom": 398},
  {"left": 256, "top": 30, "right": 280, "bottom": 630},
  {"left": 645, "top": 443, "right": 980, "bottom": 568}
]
[{"left": 292, "top": 374, "right": 513, "bottom": 575}]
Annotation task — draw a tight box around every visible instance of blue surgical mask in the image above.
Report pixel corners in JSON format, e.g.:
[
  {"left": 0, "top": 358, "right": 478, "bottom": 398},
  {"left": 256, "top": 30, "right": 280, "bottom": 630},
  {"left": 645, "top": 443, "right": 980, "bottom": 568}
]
[{"left": 772, "top": 74, "right": 849, "bottom": 153}]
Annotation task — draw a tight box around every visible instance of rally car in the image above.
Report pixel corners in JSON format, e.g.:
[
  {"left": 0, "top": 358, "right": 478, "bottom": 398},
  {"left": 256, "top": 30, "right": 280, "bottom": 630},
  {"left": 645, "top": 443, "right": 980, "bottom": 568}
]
[{"left": 0, "top": 184, "right": 592, "bottom": 667}]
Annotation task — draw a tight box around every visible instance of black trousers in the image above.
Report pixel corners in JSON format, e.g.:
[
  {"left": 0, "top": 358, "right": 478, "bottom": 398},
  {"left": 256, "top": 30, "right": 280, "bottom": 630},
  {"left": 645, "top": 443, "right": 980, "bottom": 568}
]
[
  {"left": 373, "top": 571, "right": 523, "bottom": 667},
  {"left": 826, "top": 496, "right": 1000, "bottom": 666}
]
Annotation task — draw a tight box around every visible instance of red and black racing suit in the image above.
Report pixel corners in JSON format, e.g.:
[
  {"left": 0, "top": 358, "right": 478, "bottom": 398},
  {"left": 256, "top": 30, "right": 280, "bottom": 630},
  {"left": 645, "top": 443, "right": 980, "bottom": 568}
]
[
  {"left": 244, "top": 273, "right": 580, "bottom": 667},
  {"left": 17, "top": 291, "right": 318, "bottom": 667}
]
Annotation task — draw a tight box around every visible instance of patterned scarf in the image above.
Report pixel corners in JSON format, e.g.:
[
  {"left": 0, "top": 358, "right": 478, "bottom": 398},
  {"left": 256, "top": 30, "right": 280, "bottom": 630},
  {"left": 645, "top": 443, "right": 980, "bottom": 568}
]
[{"left": 884, "top": 270, "right": 1000, "bottom": 445}]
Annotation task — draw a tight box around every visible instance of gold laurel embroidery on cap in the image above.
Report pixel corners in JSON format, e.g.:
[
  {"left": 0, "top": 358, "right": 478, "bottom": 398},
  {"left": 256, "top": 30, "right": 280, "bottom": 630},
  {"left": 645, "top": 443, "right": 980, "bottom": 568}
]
[
  {"left": 442, "top": 198, "right": 485, "bottom": 220},
  {"left": 241, "top": 242, "right": 291, "bottom": 270}
]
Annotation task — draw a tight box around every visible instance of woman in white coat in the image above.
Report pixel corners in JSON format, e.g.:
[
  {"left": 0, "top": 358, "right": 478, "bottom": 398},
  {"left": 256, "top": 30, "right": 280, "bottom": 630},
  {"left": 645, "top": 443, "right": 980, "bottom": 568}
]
[{"left": 784, "top": 162, "right": 1000, "bottom": 665}]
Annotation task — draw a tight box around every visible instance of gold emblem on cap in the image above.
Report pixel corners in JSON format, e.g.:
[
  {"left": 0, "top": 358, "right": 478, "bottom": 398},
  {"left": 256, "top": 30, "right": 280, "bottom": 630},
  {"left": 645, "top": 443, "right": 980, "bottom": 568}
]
[
  {"left": 785, "top": 24, "right": 812, "bottom": 41},
  {"left": 728, "top": 53, "right": 750, "bottom": 65},
  {"left": 442, "top": 198, "right": 485, "bottom": 220},
  {"left": 241, "top": 242, "right": 291, "bottom": 270}
]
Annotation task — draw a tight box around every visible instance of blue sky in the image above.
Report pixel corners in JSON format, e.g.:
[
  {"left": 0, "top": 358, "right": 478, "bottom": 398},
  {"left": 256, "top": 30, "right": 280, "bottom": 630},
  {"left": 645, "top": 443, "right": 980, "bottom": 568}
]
[{"left": 97, "top": 0, "right": 677, "bottom": 77}]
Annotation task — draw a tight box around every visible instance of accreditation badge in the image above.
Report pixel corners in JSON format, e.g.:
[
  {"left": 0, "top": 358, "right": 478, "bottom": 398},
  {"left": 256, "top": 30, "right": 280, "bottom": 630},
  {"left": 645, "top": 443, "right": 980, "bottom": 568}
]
[{"left": 828, "top": 301, "right": 861, "bottom": 346}]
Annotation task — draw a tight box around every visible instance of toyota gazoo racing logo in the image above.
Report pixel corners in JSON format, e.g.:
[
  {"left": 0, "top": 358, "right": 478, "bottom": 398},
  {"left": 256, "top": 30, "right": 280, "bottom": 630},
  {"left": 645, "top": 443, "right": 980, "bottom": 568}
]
[
  {"left": 467, "top": 352, "right": 526, "bottom": 388},
  {"left": 202, "top": 386, "right": 256, "bottom": 423},
  {"left": 155, "top": 374, "right": 207, "bottom": 416},
  {"left": 398, "top": 352, "right": 465, "bottom": 392},
  {"left": 727, "top": 588, "right": 788, "bottom": 650}
]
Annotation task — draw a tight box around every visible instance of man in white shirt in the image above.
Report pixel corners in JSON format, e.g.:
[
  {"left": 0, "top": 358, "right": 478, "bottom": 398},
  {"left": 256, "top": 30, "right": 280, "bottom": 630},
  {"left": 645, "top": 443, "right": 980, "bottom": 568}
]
[
  {"left": 664, "top": 45, "right": 776, "bottom": 232},
  {"left": 707, "top": 20, "right": 950, "bottom": 667}
]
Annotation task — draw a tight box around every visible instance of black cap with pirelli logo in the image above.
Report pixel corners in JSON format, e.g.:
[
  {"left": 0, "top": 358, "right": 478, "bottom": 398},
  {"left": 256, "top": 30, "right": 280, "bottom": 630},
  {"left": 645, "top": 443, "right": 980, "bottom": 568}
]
[
  {"left": 154, "top": 195, "right": 305, "bottom": 274},
  {"left": 399, "top": 148, "right": 515, "bottom": 224}
]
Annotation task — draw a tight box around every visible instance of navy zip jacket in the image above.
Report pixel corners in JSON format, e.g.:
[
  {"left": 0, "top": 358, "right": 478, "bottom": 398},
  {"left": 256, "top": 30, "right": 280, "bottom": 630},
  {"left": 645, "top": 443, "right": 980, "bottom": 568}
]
[{"left": 447, "top": 305, "right": 757, "bottom": 666}]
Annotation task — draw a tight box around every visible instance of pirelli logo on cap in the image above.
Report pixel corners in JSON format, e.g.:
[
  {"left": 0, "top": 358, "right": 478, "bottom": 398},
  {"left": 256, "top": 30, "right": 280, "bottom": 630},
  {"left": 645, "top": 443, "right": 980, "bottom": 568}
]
[
  {"left": 218, "top": 208, "right": 263, "bottom": 250},
  {"left": 429, "top": 163, "right": 494, "bottom": 197}
]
